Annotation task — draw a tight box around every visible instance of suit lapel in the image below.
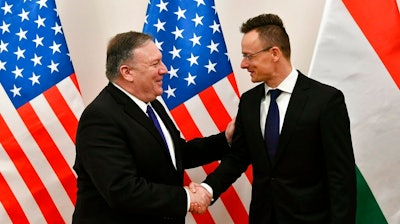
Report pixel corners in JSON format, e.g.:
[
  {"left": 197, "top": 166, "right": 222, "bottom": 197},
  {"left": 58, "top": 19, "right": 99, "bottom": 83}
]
[
  {"left": 276, "top": 73, "right": 310, "bottom": 162},
  {"left": 150, "top": 100, "right": 184, "bottom": 172},
  {"left": 106, "top": 84, "right": 177, "bottom": 169},
  {"left": 107, "top": 84, "right": 157, "bottom": 139},
  {"left": 245, "top": 84, "right": 272, "bottom": 166}
]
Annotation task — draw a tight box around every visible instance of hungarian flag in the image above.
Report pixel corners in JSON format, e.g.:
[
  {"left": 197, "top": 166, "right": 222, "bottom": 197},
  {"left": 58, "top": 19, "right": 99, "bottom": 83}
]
[
  {"left": 0, "top": 0, "right": 84, "bottom": 223},
  {"left": 143, "top": 0, "right": 252, "bottom": 223},
  {"left": 309, "top": 0, "right": 400, "bottom": 223}
]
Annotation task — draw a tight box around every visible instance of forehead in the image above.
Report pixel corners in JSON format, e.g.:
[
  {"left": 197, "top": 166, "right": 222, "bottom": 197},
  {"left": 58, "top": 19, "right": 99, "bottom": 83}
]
[
  {"left": 242, "top": 30, "right": 262, "bottom": 50},
  {"left": 133, "top": 41, "right": 162, "bottom": 62}
]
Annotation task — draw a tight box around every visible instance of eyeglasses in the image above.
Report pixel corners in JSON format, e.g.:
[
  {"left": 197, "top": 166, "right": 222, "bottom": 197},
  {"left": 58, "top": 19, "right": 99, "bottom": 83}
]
[{"left": 242, "top": 46, "right": 273, "bottom": 60}]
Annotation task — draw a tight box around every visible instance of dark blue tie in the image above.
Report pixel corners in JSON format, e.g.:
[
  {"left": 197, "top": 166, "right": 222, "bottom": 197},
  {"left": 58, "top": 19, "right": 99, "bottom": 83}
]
[
  {"left": 146, "top": 105, "right": 168, "bottom": 149},
  {"left": 265, "top": 89, "right": 282, "bottom": 161}
]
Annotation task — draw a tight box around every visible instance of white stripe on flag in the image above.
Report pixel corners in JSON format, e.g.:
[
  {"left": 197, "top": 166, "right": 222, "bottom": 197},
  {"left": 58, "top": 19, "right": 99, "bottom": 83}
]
[
  {"left": 0, "top": 145, "right": 46, "bottom": 224},
  {"left": 231, "top": 173, "right": 251, "bottom": 213},
  {"left": 57, "top": 77, "right": 85, "bottom": 121},
  {"left": 184, "top": 213, "right": 196, "bottom": 224},
  {"left": 213, "top": 77, "right": 239, "bottom": 118},
  {"left": 184, "top": 95, "right": 220, "bottom": 136},
  {"left": 29, "top": 94, "right": 75, "bottom": 223},
  {"left": 30, "top": 94, "right": 77, "bottom": 172},
  {"left": 0, "top": 86, "right": 74, "bottom": 223},
  {"left": 207, "top": 197, "right": 235, "bottom": 224},
  {"left": 309, "top": 0, "right": 400, "bottom": 222}
]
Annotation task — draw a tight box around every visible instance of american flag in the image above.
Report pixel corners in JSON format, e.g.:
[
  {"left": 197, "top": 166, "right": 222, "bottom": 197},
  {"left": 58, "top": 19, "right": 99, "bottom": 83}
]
[
  {"left": 143, "top": 0, "right": 252, "bottom": 223},
  {"left": 0, "top": 0, "right": 84, "bottom": 223}
]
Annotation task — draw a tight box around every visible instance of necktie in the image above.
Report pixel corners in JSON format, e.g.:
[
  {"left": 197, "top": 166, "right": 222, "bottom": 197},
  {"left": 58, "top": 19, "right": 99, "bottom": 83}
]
[
  {"left": 146, "top": 105, "right": 168, "bottom": 149},
  {"left": 265, "top": 89, "right": 282, "bottom": 161}
]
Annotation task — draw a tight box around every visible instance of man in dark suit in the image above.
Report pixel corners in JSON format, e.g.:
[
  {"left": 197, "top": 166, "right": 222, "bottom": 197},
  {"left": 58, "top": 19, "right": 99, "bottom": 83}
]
[
  {"left": 72, "top": 31, "right": 233, "bottom": 223},
  {"left": 191, "top": 13, "right": 357, "bottom": 223}
]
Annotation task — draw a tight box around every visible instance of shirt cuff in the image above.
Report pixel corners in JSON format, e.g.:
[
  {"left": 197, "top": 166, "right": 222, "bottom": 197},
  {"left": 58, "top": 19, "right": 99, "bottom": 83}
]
[{"left": 200, "top": 183, "right": 214, "bottom": 202}]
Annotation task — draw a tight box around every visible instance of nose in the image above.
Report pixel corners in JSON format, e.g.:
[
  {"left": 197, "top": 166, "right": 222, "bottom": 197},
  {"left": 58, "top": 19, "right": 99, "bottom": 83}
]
[
  {"left": 159, "top": 61, "right": 168, "bottom": 75},
  {"left": 240, "top": 58, "right": 249, "bottom": 69}
]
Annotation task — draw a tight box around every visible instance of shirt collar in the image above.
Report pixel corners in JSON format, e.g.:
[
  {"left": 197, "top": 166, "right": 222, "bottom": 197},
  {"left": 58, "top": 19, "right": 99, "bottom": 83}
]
[{"left": 264, "top": 68, "right": 298, "bottom": 95}]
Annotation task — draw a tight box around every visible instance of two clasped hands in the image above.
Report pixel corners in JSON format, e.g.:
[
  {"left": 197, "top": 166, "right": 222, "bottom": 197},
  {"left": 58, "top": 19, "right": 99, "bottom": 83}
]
[{"left": 185, "top": 182, "right": 212, "bottom": 214}]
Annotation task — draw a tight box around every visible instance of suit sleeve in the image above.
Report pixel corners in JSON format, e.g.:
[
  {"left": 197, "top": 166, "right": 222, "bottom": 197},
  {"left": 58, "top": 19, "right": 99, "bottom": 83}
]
[
  {"left": 320, "top": 90, "right": 357, "bottom": 223},
  {"left": 202, "top": 100, "right": 251, "bottom": 200},
  {"left": 150, "top": 99, "right": 231, "bottom": 169},
  {"left": 181, "top": 132, "right": 231, "bottom": 169}
]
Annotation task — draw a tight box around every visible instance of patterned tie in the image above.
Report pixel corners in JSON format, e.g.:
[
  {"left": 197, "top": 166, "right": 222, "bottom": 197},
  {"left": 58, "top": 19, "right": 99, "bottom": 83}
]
[
  {"left": 146, "top": 105, "right": 168, "bottom": 149},
  {"left": 265, "top": 89, "right": 282, "bottom": 162}
]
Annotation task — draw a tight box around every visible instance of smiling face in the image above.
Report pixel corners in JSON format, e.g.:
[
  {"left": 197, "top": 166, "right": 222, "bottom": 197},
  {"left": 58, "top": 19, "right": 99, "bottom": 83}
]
[
  {"left": 240, "top": 30, "right": 275, "bottom": 84},
  {"left": 119, "top": 40, "right": 168, "bottom": 102}
]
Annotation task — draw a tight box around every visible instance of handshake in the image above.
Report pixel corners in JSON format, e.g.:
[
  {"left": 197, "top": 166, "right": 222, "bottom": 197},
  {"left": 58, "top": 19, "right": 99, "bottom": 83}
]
[{"left": 184, "top": 182, "right": 212, "bottom": 214}]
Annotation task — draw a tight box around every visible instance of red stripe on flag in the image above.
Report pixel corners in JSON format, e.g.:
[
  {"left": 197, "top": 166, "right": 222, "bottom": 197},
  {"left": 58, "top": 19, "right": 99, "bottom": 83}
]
[
  {"left": 227, "top": 73, "right": 241, "bottom": 98},
  {"left": 43, "top": 85, "right": 78, "bottom": 143},
  {"left": 0, "top": 115, "right": 63, "bottom": 223},
  {"left": 0, "top": 173, "right": 30, "bottom": 224},
  {"left": 18, "top": 103, "right": 77, "bottom": 204},
  {"left": 343, "top": 0, "right": 400, "bottom": 89},
  {"left": 245, "top": 165, "right": 253, "bottom": 184},
  {"left": 199, "top": 87, "right": 232, "bottom": 132},
  {"left": 170, "top": 104, "right": 202, "bottom": 140},
  {"left": 202, "top": 162, "right": 249, "bottom": 224}
]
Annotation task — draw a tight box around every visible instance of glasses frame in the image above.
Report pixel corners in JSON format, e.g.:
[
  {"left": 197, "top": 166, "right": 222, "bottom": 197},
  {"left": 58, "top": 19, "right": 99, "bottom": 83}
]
[{"left": 242, "top": 46, "right": 273, "bottom": 61}]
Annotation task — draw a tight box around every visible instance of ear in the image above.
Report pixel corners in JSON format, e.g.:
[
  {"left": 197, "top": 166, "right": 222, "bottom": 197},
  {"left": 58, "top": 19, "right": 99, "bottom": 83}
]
[
  {"left": 271, "top": 47, "right": 281, "bottom": 62},
  {"left": 119, "top": 65, "right": 134, "bottom": 82}
]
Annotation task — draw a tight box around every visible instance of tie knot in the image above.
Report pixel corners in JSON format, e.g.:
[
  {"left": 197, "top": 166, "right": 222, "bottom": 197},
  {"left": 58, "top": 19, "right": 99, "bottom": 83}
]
[
  {"left": 147, "top": 105, "right": 154, "bottom": 114},
  {"left": 269, "top": 89, "right": 282, "bottom": 101},
  {"left": 147, "top": 105, "right": 158, "bottom": 120}
]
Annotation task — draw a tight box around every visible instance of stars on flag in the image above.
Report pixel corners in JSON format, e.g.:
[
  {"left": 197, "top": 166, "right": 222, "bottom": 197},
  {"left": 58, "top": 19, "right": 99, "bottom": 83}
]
[
  {"left": 156, "top": 0, "right": 169, "bottom": 13},
  {"left": 34, "top": 15, "right": 46, "bottom": 28},
  {"left": 187, "top": 53, "right": 199, "bottom": 67},
  {"left": 0, "top": 0, "right": 74, "bottom": 109},
  {"left": 143, "top": 1, "right": 245, "bottom": 223},
  {"left": 191, "top": 13, "right": 204, "bottom": 27},
  {"left": 18, "top": 8, "right": 30, "bottom": 22},
  {"left": 143, "top": 0, "right": 233, "bottom": 110},
  {"left": 1, "top": 1, "right": 12, "bottom": 15},
  {"left": 174, "top": 7, "right": 186, "bottom": 20}
]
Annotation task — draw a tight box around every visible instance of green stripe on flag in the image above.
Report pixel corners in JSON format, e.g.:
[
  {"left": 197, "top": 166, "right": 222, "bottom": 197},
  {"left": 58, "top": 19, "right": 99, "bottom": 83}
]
[{"left": 356, "top": 166, "right": 387, "bottom": 224}]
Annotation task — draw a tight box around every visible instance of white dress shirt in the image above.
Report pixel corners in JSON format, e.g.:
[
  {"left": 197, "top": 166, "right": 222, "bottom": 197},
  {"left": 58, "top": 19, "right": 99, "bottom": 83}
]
[{"left": 260, "top": 69, "right": 298, "bottom": 137}]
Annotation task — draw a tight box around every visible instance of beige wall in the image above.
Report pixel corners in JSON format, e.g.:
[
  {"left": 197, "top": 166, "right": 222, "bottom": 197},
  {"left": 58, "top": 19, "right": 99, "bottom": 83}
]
[{"left": 56, "top": 0, "right": 325, "bottom": 105}]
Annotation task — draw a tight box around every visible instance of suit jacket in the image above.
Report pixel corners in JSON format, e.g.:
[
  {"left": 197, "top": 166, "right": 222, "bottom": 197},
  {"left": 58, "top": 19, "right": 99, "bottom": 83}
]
[
  {"left": 204, "top": 72, "right": 357, "bottom": 224},
  {"left": 72, "top": 83, "right": 230, "bottom": 224}
]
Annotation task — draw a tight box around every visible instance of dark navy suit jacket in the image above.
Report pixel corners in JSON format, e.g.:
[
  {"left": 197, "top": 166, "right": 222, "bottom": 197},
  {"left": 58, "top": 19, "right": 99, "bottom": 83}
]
[
  {"left": 72, "top": 83, "right": 230, "bottom": 223},
  {"left": 205, "top": 72, "right": 357, "bottom": 224}
]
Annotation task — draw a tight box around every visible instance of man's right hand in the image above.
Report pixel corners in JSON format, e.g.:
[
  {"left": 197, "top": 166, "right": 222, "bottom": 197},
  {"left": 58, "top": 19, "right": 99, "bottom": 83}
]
[{"left": 185, "top": 183, "right": 212, "bottom": 214}]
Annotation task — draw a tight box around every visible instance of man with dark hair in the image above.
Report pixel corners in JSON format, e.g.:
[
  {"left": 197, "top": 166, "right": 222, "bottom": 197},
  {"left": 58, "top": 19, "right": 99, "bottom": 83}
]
[
  {"left": 72, "top": 31, "right": 234, "bottom": 224},
  {"left": 191, "top": 13, "right": 357, "bottom": 223}
]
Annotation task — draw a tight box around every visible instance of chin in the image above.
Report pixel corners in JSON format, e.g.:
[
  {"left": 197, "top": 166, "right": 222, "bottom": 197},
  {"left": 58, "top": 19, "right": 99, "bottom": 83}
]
[{"left": 156, "top": 90, "right": 164, "bottom": 96}]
